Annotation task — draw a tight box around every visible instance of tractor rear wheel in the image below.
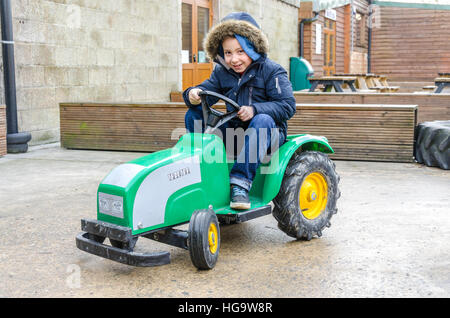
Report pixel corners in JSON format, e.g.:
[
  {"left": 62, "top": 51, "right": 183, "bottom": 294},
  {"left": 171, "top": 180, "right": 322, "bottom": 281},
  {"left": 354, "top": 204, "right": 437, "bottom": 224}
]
[
  {"left": 188, "top": 209, "right": 220, "bottom": 270},
  {"left": 273, "top": 151, "right": 340, "bottom": 240}
]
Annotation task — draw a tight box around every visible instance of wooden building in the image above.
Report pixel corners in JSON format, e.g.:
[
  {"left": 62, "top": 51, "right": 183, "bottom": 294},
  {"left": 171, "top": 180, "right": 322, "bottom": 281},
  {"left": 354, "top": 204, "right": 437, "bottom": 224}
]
[
  {"left": 298, "top": 0, "right": 450, "bottom": 86},
  {"left": 371, "top": 1, "right": 450, "bottom": 82},
  {"left": 298, "top": 0, "right": 369, "bottom": 77}
]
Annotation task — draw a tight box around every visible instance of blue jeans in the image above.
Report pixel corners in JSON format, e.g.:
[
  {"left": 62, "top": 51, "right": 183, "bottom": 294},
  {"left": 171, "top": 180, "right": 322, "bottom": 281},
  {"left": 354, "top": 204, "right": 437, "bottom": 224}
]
[{"left": 185, "top": 106, "right": 285, "bottom": 191}]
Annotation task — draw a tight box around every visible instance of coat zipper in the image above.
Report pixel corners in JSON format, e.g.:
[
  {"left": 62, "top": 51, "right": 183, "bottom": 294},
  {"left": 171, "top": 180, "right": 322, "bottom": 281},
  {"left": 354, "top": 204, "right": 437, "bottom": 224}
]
[{"left": 275, "top": 77, "right": 281, "bottom": 94}]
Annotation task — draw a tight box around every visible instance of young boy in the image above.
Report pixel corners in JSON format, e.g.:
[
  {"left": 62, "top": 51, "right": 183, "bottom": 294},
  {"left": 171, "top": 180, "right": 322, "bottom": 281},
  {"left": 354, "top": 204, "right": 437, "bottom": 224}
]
[{"left": 183, "top": 12, "right": 296, "bottom": 210}]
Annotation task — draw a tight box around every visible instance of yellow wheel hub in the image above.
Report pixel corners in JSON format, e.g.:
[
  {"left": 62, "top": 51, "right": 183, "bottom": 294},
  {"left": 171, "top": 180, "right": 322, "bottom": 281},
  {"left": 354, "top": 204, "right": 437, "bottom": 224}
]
[
  {"left": 299, "top": 172, "right": 328, "bottom": 219},
  {"left": 208, "top": 223, "right": 218, "bottom": 254}
]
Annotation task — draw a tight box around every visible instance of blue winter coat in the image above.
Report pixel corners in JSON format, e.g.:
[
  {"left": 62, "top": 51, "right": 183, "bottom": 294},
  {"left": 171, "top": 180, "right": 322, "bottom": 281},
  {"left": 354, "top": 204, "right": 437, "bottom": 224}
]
[
  {"left": 182, "top": 12, "right": 296, "bottom": 140},
  {"left": 183, "top": 56, "right": 296, "bottom": 139}
]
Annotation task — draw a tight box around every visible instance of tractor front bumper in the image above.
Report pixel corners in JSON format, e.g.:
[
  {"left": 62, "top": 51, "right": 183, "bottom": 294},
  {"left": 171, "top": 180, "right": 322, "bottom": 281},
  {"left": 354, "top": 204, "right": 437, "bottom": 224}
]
[{"left": 75, "top": 219, "right": 170, "bottom": 267}]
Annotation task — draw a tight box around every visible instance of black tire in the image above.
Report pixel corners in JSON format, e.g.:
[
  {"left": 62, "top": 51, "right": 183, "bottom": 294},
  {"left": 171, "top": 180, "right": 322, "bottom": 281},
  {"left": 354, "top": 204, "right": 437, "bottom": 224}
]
[
  {"left": 415, "top": 120, "right": 450, "bottom": 170},
  {"left": 273, "top": 151, "right": 340, "bottom": 240},
  {"left": 188, "top": 209, "right": 220, "bottom": 270}
]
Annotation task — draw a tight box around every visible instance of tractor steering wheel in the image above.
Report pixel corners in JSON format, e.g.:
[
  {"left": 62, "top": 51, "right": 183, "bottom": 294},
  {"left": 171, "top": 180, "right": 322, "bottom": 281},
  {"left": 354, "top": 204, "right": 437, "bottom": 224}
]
[{"left": 198, "top": 90, "right": 241, "bottom": 133}]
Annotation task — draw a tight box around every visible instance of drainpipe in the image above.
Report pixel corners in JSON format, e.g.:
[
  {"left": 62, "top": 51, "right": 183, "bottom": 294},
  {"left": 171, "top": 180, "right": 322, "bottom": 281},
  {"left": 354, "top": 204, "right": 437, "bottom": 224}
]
[
  {"left": 1, "top": 0, "right": 31, "bottom": 153},
  {"left": 367, "top": 0, "right": 372, "bottom": 73},
  {"left": 299, "top": 11, "right": 319, "bottom": 57}
]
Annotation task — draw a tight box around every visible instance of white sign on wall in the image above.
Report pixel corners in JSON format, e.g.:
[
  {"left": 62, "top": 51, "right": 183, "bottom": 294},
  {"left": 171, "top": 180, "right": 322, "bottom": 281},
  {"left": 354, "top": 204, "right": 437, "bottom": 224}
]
[
  {"left": 315, "top": 23, "right": 322, "bottom": 54},
  {"left": 325, "top": 9, "right": 337, "bottom": 21},
  {"left": 181, "top": 50, "right": 189, "bottom": 64}
]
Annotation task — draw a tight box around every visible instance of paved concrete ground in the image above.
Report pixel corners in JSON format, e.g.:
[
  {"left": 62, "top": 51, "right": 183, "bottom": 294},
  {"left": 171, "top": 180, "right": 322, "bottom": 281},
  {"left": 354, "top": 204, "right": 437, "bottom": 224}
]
[{"left": 0, "top": 144, "right": 449, "bottom": 298}]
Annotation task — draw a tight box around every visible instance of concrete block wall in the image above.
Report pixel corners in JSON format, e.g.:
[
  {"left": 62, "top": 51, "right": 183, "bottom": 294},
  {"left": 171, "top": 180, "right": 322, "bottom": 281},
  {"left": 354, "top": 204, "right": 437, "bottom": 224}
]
[
  {"left": 0, "top": 0, "right": 299, "bottom": 147},
  {"left": 2, "top": 0, "right": 182, "bottom": 146},
  {"left": 215, "top": 0, "right": 300, "bottom": 73}
]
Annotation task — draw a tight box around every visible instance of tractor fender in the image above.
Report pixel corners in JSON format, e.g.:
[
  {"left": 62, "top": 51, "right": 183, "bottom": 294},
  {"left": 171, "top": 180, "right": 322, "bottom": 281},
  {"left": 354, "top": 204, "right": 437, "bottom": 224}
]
[{"left": 261, "top": 134, "right": 334, "bottom": 203}]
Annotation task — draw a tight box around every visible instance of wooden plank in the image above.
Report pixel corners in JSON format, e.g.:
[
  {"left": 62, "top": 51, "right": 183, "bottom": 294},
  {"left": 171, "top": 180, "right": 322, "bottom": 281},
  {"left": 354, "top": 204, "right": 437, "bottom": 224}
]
[
  {"left": 309, "top": 76, "right": 356, "bottom": 81},
  {"left": 435, "top": 78, "right": 450, "bottom": 83},
  {"left": 293, "top": 92, "right": 450, "bottom": 123}
]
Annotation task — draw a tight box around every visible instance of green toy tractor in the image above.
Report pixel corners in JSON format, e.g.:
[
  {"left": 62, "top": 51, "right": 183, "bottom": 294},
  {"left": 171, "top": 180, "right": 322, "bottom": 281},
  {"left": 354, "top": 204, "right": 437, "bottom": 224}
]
[{"left": 76, "top": 91, "right": 340, "bottom": 270}]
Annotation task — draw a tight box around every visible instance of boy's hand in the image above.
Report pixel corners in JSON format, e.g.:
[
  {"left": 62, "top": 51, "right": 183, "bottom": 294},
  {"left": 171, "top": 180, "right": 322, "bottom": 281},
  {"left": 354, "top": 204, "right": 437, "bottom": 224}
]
[
  {"left": 238, "top": 106, "right": 254, "bottom": 122},
  {"left": 188, "top": 88, "right": 202, "bottom": 105}
]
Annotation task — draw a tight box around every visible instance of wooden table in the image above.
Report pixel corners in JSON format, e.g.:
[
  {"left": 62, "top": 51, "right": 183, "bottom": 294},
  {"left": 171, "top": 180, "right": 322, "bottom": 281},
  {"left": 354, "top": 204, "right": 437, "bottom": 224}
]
[
  {"left": 365, "top": 74, "right": 399, "bottom": 92},
  {"left": 308, "top": 76, "right": 357, "bottom": 92},
  {"left": 333, "top": 73, "right": 399, "bottom": 92},
  {"left": 434, "top": 77, "right": 450, "bottom": 93},
  {"left": 334, "top": 73, "right": 375, "bottom": 91}
]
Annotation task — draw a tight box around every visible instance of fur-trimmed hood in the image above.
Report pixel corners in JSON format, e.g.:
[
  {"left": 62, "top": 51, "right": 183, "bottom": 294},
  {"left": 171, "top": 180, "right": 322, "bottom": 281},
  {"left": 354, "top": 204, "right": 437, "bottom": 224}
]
[{"left": 204, "top": 12, "right": 269, "bottom": 62}]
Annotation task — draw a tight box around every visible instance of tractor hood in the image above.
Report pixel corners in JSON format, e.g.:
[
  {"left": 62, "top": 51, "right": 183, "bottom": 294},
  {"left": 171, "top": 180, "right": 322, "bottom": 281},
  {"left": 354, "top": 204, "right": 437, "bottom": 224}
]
[{"left": 96, "top": 133, "right": 230, "bottom": 234}]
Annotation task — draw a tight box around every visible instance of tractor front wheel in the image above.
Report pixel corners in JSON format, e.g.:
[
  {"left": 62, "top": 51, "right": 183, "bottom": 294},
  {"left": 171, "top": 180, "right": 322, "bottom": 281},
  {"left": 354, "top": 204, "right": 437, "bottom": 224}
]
[
  {"left": 188, "top": 209, "right": 220, "bottom": 270},
  {"left": 273, "top": 151, "right": 340, "bottom": 240}
]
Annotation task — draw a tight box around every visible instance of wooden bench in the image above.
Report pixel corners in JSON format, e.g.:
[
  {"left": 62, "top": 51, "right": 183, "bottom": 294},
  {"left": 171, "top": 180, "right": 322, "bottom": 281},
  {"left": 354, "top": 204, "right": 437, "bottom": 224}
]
[
  {"left": 341, "top": 74, "right": 381, "bottom": 92},
  {"left": 378, "top": 75, "right": 400, "bottom": 92},
  {"left": 0, "top": 105, "right": 6, "bottom": 157},
  {"left": 422, "top": 85, "right": 436, "bottom": 92},
  {"left": 334, "top": 73, "right": 399, "bottom": 93},
  {"left": 60, "top": 102, "right": 191, "bottom": 152},
  {"left": 290, "top": 104, "right": 417, "bottom": 162},
  {"left": 434, "top": 77, "right": 450, "bottom": 93},
  {"left": 334, "top": 73, "right": 374, "bottom": 92},
  {"left": 307, "top": 76, "right": 357, "bottom": 92},
  {"left": 366, "top": 74, "right": 399, "bottom": 93},
  {"left": 59, "top": 102, "right": 417, "bottom": 163},
  {"left": 293, "top": 91, "right": 450, "bottom": 124}
]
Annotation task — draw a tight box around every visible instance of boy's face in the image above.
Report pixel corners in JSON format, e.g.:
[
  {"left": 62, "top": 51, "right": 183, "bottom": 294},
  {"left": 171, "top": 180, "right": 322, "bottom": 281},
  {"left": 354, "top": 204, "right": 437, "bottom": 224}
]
[{"left": 222, "top": 36, "right": 252, "bottom": 74}]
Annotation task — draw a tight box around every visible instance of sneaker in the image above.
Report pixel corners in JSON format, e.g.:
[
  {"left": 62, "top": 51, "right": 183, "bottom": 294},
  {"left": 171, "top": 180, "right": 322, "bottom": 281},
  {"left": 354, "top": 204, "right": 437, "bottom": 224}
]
[{"left": 230, "top": 185, "right": 251, "bottom": 210}]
